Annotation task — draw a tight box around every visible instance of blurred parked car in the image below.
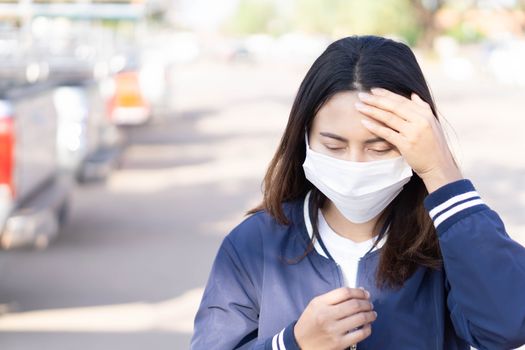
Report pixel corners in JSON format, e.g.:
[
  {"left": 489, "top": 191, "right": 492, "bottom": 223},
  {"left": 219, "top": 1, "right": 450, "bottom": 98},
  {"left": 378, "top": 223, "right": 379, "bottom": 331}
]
[
  {"left": 107, "top": 70, "right": 151, "bottom": 126},
  {"left": 54, "top": 83, "right": 122, "bottom": 182},
  {"left": 0, "top": 66, "right": 72, "bottom": 250},
  {"left": 46, "top": 56, "right": 123, "bottom": 182}
]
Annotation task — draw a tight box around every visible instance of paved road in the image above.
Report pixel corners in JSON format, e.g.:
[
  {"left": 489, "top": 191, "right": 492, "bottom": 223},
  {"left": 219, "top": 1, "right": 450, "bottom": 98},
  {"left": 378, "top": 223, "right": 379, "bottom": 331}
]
[{"left": 0, "top": 60, "right": 523, "bottom": 349}]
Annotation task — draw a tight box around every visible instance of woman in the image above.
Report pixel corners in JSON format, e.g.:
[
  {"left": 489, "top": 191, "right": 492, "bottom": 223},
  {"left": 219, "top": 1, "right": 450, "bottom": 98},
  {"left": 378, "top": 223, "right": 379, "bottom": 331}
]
[{"left": 190, "top": 35, "right": 525, "bottom": 349}]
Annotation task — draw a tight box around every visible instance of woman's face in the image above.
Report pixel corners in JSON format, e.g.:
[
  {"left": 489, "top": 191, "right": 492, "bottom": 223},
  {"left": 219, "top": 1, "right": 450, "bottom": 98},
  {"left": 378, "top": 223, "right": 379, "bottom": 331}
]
[{"left": 309, "top": 91, "right": 401, "bottom": 162}]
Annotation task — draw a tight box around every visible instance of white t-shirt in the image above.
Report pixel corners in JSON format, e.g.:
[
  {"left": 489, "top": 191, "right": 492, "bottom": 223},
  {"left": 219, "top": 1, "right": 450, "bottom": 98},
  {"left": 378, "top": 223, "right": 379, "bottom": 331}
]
[{"left": 303, "top": 190, "right": 388, "bottom": 288}]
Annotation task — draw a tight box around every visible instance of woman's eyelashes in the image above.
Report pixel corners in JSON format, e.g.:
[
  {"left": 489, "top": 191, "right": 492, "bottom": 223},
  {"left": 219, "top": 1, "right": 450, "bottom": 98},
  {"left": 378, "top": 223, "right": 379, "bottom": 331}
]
[
  {"left": 324, "top": 145, "right": 345, "bottom": 151},
  {"left": 371, "top": 148, "right": 393, "bottom": 154},
  {"left": 323, "top": 144, "right": 392, "bottom": 154}
]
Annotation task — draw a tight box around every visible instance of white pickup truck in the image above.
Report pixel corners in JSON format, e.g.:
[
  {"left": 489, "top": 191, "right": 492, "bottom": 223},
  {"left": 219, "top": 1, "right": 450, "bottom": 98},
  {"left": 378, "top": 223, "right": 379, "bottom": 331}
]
[{"left": 0, "top": 77, "right": 72, "bottom": 249}]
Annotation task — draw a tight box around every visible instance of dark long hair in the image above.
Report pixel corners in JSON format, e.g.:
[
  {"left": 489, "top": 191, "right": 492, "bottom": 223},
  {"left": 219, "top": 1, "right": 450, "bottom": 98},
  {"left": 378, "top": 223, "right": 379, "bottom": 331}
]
[{"left": 247, "top": 35, "right": 447, "bottom": 290}]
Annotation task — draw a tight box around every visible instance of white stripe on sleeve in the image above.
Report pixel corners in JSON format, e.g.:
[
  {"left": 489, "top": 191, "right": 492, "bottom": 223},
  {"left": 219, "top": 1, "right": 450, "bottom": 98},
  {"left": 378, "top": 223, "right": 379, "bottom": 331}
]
[
  {"left": 278, "top": 328, "right": 286, "bottom": 350},
  {"left": 272, "top": 332, "right": 279, "bottom": 350},
  {"left": 428, "top": 191, "right": 479, "bottom": 219},
  {"left": 433, "top": 199, "right": 485, "bottom": 228}
]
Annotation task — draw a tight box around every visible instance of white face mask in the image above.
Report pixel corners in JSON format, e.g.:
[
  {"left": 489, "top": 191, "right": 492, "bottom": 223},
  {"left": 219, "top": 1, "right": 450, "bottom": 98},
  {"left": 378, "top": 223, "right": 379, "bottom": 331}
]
[{"left": 302, "top": 131, "right": 413, "bottom": 223}]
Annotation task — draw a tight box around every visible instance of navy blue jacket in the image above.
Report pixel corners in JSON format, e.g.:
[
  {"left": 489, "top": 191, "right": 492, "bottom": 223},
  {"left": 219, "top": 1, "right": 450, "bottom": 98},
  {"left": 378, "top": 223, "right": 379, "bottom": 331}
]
[{"left": 191, "top": 179, "right": 525, "bottom": 349}]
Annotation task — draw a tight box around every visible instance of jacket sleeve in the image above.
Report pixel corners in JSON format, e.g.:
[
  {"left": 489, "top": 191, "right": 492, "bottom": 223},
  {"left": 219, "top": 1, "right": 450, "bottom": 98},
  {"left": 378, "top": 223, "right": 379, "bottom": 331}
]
[
  {"left": 423, "top": 178, "right": 525, "bottom": 349},
  {"left": 190, "top": 235, "right": 301, "bottom": 350}
]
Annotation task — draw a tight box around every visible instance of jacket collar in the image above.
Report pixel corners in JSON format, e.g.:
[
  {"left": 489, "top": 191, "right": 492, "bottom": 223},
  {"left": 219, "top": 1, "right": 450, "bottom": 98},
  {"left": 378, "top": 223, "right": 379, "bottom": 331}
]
[{"left": 298, "top": 190, "right": 389, "bottom": 261}]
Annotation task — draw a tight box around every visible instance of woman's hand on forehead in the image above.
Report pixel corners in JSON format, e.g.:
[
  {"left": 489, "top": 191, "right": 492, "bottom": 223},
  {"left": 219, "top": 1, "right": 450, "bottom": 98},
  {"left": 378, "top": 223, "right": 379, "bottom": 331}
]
[{"left": 354, "top": 88, "right": 463, "bottom": 193}]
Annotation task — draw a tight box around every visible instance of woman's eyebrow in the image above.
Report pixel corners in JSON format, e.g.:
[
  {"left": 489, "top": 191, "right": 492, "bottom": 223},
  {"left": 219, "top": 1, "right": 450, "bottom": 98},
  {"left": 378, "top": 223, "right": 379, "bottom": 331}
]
[
  {"left": 364, "top": 137, "right": 388, "bottom": 144},
  {"left": 319, "top": 132, "right": 348, "bottom": 142},
  {"left": 319, "top": 132, "right": 388, "bottom": 144}
]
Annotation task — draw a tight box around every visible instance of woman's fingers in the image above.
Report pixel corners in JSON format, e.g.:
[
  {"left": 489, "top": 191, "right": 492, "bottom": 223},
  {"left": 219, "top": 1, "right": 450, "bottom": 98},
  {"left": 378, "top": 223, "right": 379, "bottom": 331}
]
[
  {"left": 355, "top": 88, "right": 438, "bottom": 153},
  {"left": 358, "top": 90, "right": 420, "bottom": 123},
  {"left": 296, "top": 288, "right": 376, "bottom": 350},
  {"left": 331, "top": 298, "right": 374, "bottom": 320},
  {"left": 356, "top": 88, "right": 461, "bottom": 186},
  {"left": 361, "top": 118, "right": 407, "bottom": 151},
  {"left": 335, "top": 310, "right": 377, "bottom": 334},
  {"left": 316, "top": 287, "right": 370, "bottom": 306},
  {"left": 340, "top": 323, "right": 373, "bottom": 348},
  {"left": 373, "top": 88, "right": 432, "bottom": 113},
  {"left": 355, "top": 102, "right": 409, "bottom": 135},
  {"left": 333, "top": 311, "right": 377, "bottom": 349}
]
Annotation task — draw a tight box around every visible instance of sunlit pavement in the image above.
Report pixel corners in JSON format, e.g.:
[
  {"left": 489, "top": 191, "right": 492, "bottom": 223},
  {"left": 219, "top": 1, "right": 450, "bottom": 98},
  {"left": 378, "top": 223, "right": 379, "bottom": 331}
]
[{"left": 0, "top": 59, "right": 524, "bottom": 349}]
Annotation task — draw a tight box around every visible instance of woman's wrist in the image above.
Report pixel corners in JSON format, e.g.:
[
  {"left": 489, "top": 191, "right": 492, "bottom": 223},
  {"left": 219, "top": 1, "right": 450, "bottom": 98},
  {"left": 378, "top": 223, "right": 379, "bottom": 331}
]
[
  {"left": 421, "top": 166, "right": 464, "bottom": 194},
  {"left": 293, "top": 321, "right": 304, "bottom": 349}
]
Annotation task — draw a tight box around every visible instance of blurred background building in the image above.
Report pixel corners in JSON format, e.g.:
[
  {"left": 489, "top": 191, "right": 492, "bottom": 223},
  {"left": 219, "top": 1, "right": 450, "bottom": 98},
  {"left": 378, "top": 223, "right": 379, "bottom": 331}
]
[{"left": 0, "top": 0, "right": 524, "bottom": 349}]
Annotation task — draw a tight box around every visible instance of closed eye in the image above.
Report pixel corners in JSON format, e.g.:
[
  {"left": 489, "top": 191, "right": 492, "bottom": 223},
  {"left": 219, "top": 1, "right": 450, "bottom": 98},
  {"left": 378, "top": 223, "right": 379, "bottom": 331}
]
[
  {"left": 371, "top": 149, "right": 392, "bottom": 153},
  {"left": 324, "top": 145, "right": 345, "bottom": 151}
]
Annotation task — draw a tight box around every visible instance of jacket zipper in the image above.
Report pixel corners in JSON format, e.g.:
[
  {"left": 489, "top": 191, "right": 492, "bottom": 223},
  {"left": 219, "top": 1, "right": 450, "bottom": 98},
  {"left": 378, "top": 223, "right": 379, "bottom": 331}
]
[
  {"left": 352, "top": 258, "right": 365, "bottom": 350},
  {"left": 334, "top": 262, "right": 344, "bottom": 287},
  {"left": 355, "top": 257, "right": 362, "bottom": 289},
  {"left": 334, "top": 261, "right": 359, "bottom": 350},
  {"left": 315, "top": 227, "right": 360, "bottom": 349}
]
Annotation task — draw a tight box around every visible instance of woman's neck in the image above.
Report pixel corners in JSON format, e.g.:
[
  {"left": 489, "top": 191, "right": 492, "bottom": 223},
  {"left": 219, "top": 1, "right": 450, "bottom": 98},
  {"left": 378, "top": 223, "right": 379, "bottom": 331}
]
[{"left": 321, "top": 200, "right": 383, "bottom": 243}]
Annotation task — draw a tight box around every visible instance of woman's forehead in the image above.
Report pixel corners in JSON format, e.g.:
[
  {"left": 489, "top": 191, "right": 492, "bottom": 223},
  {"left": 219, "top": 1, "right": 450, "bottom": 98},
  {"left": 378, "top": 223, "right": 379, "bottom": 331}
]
[{"left": 312, "top": 91, "right": 385, "bottom": 143}]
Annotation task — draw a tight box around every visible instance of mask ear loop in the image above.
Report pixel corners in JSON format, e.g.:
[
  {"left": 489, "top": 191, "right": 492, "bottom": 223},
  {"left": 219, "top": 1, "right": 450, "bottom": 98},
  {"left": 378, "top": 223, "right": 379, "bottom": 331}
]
[
  {"left": 304, "top": 128, "right": 310, "bottom": 151},
  {"left": 364, "top": 209, "right": 394, "bottom": 256}
]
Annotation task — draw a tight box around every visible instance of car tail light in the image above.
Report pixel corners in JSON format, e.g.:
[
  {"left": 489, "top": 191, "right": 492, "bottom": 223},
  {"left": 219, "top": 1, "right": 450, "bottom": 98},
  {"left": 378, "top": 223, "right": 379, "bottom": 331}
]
[{"left": 0, "top": 102, "right": 15, "bottom": 197}]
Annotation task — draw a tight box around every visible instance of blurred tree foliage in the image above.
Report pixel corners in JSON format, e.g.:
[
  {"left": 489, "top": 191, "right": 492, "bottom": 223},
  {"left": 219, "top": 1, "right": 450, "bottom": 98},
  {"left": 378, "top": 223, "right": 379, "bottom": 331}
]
[
  {"left": 293, "top": 0, "right": 422, "bottom": 45},
  {"left": 223, "top": 0, "right": 281, "bottom": 35},
  {"left": 410, "top": 0, "right": 446, "bottom": 47},
  {"left": 225, "top": 0, "right": 521, "bottom": 46},
  {"left": 225, "top": 0, "right": 424, "bottom": 44},
  {"left": 444, "top": 22, "right": 485, "bottom": 43}
]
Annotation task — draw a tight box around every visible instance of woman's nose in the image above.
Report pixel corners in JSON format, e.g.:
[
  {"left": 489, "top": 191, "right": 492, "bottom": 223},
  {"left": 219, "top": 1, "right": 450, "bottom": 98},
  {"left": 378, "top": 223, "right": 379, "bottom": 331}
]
[{"left": 345, "top": 149, "right": 366, "bottom": 162}]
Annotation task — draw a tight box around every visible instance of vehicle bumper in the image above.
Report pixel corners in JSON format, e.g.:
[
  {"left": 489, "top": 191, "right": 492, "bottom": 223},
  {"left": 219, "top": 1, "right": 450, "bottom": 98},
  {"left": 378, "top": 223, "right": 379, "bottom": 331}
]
[
  {"left": 1, "top": 175, "right": 72, "bottom": 249},
  {"left": 111, "top": 107, "right": 150, "bottom": 125},
  {"left": 78, "top": 145, "right": 122, "bottom": 182}
]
